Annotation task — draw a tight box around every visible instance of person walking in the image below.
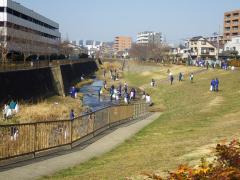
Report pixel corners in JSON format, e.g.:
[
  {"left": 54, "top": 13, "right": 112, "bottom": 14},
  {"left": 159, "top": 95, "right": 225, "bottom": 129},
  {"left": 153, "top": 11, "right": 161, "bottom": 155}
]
[
  {"left": 210, "top": 79, "right": 216, "bottom": 92},
  {"left": 98, "top": 87, "right": 101, "bottom": 100},
  {"left": 110, "top": 85, "right": 114, "bottom": 101},
  {"left": 215, "top": 78, "right": 219, "bottom": 92},
  {"left": 170, "top": 75, "right": 174, "bottom": 85},
  {"left": 190, "top": 73, "right": 194, "bottom": 83},
  {"left": 70, "top": 109, "right": 75, "bottom": 121},
  {"left": 124, "top": 92, "right": 130, "bottom": 104},
  {"left": 118, "top": 84, "right": 122, "bottom": 97},
  {"left": 179, "top": 72, "right": 183, "bottom": 82},
  {"left": 151, "top": 79, "right": 155, "bottom": 87},
  {"left": 206, "top": 61, "right": 209, "bottom": 70},
  {"left": 103, "top": 69, "right": 106, "bottom": 78}
]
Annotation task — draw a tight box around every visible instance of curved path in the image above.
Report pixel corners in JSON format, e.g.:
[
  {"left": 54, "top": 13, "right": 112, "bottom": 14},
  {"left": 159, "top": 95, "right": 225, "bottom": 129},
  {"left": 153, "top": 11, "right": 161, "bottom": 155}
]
[{"left": 0, "top": 113, "right": 160, "bottom": 180}]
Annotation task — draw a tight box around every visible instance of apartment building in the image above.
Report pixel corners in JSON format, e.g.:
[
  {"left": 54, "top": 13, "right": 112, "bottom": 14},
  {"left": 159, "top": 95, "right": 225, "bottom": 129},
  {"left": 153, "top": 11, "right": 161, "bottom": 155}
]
[
  {"left": 137, "top": 31, "right": 162, "bottom": 45},
  {"left": 0, "top": 0, "right": 61, "bottom": 56},
  {"left": 224, "top": 35, "right": 240, "bottom": 54},
  {"left": 224, "top": 9, "right": 240, "bottom": 42},
  {"left": 114, "top": 36, "right": 132, "bottom": 52}
]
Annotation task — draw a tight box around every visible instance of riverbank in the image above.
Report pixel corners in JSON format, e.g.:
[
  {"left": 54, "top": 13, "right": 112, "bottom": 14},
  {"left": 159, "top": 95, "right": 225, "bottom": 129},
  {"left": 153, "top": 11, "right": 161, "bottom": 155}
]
[
  {"left": 44, "top": 63, "right": 240, "bottom": 179},
  {"left": 0, "top": 78, "right": 95, "bottom": 125}
]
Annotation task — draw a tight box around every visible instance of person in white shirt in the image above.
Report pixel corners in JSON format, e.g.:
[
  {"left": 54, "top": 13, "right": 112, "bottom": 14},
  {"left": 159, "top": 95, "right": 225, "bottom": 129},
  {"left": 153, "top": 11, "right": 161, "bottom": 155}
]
[
  {"left": 146, "top": 94, "right": 151, "bottom": 104},
  {"left": 3, "top": 104, "right": 12, "bottom": 119}
]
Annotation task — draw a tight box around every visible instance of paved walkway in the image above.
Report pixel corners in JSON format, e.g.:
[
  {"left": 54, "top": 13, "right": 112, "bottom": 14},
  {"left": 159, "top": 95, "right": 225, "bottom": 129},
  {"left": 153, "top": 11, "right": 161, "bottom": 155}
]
[{"left": 0, "top": 113, "right": 161, "bottom": 180}]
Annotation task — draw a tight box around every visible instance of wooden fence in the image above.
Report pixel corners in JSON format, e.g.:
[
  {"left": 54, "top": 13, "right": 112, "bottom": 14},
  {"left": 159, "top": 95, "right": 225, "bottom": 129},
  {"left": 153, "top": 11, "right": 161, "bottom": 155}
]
[{"left": 0, "top": 103, "right": 149, "bottom": 165}]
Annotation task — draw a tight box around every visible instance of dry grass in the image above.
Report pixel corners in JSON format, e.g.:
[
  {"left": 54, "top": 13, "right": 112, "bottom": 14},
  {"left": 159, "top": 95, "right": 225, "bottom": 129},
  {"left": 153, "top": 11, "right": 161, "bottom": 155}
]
[
  {"left": 75, "top": 79, "right": 94, "bottom": 89},
  {"left": 43, "top": 64, "right": 240, "bottom": 180},
  {"left": 0, "top": 77, "right": 98, "bottom": 124},
  {"left": 0, "top": 95, "right": 83, "bottom": 124}
]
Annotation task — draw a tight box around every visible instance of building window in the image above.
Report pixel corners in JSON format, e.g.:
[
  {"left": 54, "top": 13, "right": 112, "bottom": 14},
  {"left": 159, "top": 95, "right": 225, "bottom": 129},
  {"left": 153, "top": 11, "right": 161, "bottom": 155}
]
[
  {"left": 4, "top": 7, "right": 58, "bottom": 30},
  {"left": 225, "top": 27, "right": 231, "bottom": 31},
  {"left": 0, "top": 7, "right": 4, "bottom": 12},
  {"left": 233, "top": 26, "right": 238, "bottom": 31},
  {"left": 233, "top": 20, "right": 239, "bottom": 25},
  {"left": 225, "top": 14, "right": 231, "bottom": 19},
  {"left": 201, "top": 41, "right": 206, "bottom": 45},
  {"left": 233, "top": 13, "right": 239, "bottom": 18}
]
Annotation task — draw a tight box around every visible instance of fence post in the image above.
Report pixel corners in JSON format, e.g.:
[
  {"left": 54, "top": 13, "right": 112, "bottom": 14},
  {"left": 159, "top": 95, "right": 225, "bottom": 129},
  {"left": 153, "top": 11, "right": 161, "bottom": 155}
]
[
  {"left": 70, "top": 120, "right": 73, "bottom": 147},
  {"left": 108, "top": 107, "right": 110, "bottom": 126},
  {"left": 34, "top": 123, "right": 37, "bottom": 154}
]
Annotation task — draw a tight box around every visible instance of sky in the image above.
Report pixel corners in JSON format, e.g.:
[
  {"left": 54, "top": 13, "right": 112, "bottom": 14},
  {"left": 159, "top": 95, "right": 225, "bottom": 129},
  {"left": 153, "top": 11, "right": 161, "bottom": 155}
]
[{"left": 16, "top": 0, "right": 240, "bottom": 44}]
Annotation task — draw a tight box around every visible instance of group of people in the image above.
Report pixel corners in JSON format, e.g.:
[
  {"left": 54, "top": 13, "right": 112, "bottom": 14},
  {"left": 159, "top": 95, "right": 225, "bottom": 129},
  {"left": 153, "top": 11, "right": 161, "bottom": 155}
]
[
  {"left": 142, "top": 91, "right": 152, "bottom": 106},
  {"left": 109, "top": 69, "right": 119, "bottom": 81},
  {"left": 168, "top": 71, "right": 194, "bottom": 85},
  {"left": 2, "top": 100, "right": 19, "bottom": 119},
  {"left": 108, "top": 82, "right": 137, "bottom": 104},
  {"left": 210, "top": 78, "right": 220, "bottom": 92}
]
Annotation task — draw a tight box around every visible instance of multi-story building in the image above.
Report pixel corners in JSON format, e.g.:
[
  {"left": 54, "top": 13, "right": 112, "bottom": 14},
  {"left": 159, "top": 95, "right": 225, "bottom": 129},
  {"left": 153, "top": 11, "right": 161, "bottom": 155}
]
[
  {"left": 224, "top": 35, "right": 240, "bottom": 54},
  {"left": 186, "top": 36, "right": 217, "bottom": 60},
  {"left": 224, "top": 9, "right": 240, "bottom": 42},
  {"left": 137, "top": 31, "right": 162, "bottom": 45},
  {"left": 84, "top": 40, "right": 103, "bottom": 57},
  {"left": 79, "top": 40, "right": 84, "bottom": 47},
  {"left": 206, "top": 34, "right": 224, "bottom": 45},
  {"left": 0, "top": 0, "right": 61, "bottom": 57},
  {"left": 114, "top": 36, "right": 132, "bottom": 52}
]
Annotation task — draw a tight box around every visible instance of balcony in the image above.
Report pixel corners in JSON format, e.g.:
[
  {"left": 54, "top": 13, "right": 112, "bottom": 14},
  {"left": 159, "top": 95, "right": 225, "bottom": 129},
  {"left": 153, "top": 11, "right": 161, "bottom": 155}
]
[
  {"left": 232, "top": 26, "right": 239, "bottom": 31},
  {"left": 190, "top": 52, "right": 198, "bottom": 56},
  {"left": 225, "top": 15, "right": 231, "bottom": 19},
  {"left": 201, "top": 51, "right": 209, "bottom": 55},
  {"left": 232, "top": 22, "right": 239, "bottom": 25}
]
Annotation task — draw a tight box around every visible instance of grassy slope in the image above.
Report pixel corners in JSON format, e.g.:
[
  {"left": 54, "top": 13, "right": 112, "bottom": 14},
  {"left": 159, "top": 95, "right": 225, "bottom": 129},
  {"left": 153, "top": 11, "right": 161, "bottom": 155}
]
[{"left": 42, "top": 67, "right": 240, "bottom": 180}]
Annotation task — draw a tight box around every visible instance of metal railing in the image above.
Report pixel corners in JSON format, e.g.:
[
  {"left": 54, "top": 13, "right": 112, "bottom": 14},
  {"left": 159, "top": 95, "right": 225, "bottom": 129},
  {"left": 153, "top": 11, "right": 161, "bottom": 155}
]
[
  {"left": 0, "top": 102, "right": 149, "bottom": 163},
  {"left": 0, "top": 58, "right": 93, "bottom": 72}
]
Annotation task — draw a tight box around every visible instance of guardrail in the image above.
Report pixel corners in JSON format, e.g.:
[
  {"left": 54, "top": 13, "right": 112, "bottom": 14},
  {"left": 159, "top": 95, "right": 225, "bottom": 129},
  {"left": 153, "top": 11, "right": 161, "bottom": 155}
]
[
  {"left": 0, "top": 59, "right": 93, "bottom": 73},
  {"left": 0, "top": 102, "right": 149, "bottom": 166}
]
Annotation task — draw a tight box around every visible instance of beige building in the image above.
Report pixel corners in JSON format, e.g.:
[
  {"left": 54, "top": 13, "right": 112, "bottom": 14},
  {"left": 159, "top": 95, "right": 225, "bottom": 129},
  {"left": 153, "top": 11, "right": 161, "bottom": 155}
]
[
  {"left": 186, "top": 36, "right": 217, "bottom": 60},
  {"left": 114, "top": 36, "right": 132, "bottom": 52},
  {"left": 224, "top": 9, "right": 240, "bottom": 42}
]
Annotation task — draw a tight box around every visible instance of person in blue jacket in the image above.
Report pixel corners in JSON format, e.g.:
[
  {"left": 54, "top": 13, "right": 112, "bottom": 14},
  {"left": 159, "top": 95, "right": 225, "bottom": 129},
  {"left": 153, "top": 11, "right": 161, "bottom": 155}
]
[
  {"left": 211, "top": 79, "right": 216, "bottom": 91},
  {"left": 215, "top": 78, "right": 219, "bottom": 92}
]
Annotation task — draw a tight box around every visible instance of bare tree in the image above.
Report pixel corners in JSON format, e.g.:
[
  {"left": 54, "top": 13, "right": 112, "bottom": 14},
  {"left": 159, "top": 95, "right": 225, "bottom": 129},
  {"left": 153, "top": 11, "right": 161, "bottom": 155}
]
[
  {"left": 129, "top": 43, "right": 148, "bottom": 61},
  {"left": 129, "top": 43, "right": 171, "bottom": 62},
  {"left": 0, "top": 24, "right": 16, "bottom": 63},
  {"left": 58, "top": 40, "right": 74, "bottom": 58}
]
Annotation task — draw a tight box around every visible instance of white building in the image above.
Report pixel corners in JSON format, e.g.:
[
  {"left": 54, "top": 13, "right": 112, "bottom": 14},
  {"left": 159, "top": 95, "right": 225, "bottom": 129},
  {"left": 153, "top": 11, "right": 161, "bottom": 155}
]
[
  {"left": 0, "top": 0, "right": 61, "bottom": 56},
  {"left": 137, "top": 31, "right": 162, "bottom": 45},
  {"left": 84, "top": 40, "right": 103, "bottom": 57},
  {"left": 224, "top": 35, "right": 240, "bottom": 54}
]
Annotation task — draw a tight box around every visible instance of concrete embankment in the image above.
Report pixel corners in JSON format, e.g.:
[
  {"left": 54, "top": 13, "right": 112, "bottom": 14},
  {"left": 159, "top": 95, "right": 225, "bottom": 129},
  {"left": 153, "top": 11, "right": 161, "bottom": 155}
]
[{"left": 0, "top": 59, "right": 98, "bottom": 102}]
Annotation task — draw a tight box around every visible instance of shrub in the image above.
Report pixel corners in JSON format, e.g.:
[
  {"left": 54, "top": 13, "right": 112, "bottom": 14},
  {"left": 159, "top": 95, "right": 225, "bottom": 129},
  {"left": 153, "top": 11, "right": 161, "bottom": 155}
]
[{"left": 139, "top": 140, "right": 240, "bottom": 180}]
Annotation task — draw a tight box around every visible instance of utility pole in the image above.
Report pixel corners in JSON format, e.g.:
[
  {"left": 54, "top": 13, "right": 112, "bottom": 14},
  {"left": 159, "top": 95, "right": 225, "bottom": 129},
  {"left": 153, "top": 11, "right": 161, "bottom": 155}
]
[{"left": 216, "top": 25, "right": 221, "bottom": 61}]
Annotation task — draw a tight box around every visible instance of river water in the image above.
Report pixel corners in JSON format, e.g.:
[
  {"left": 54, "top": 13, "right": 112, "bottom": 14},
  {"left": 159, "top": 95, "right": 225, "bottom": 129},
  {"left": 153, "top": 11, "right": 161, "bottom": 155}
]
[{"left": 79, "top": 79, "right": 118, "bottom": 111}]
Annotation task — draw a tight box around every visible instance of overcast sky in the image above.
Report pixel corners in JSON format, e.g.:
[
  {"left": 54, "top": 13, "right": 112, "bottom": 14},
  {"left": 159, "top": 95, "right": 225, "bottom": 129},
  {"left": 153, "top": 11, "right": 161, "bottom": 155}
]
[{"left": 17, "top": 0, "right": 239, "bottom": 44}]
